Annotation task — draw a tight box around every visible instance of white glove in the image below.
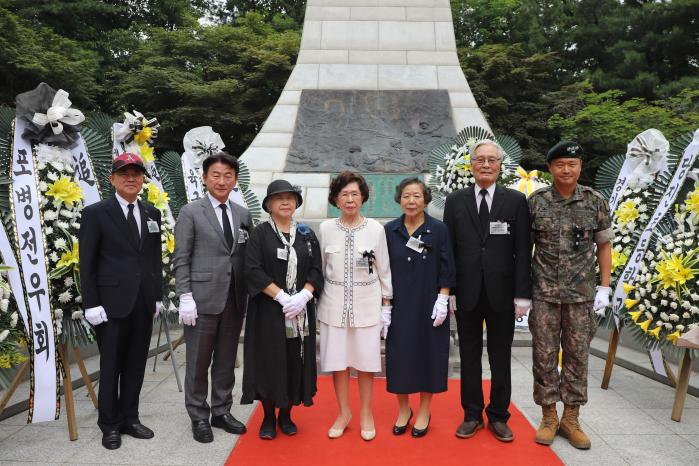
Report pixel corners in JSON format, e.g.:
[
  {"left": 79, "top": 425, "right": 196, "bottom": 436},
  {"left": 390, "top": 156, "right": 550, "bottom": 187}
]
[
  {"left": 155, "top": 301, "right": 163, "bottom": 318},
  {"left": 178, "top": 293, "right": 198, "bottom": 326},
  {"left": 431, "top": 294, "right": 449, "bottom": 327},
  {"left": 274, "top": 290, "right": 292, "bottom": 307},
  {"left": 514, "top": 298, "right": 532, "bottom": 319},
  {"left": 85, "top": 306, "right": 108, "bottom": 326},
  {"left": 594, "top": 286, "right": 611, "bottom": 316},
  {"left": 380, "top": 305, "right": 392, "bottom": 338},
  {"left": 282, "top": 289, "right": 313, "bottom": 319}
]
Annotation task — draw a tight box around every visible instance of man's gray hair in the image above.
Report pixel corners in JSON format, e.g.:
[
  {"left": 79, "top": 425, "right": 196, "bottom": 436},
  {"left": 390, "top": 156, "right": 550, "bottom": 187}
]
[{"left": 472, "top": 139, "right": 504, "bottom": 160}]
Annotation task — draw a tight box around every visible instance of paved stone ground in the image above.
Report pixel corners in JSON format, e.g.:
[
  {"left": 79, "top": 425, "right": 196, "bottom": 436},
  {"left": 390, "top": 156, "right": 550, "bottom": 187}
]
[{"left": 0, "top": 331, "right": 698, "bottom": 465}]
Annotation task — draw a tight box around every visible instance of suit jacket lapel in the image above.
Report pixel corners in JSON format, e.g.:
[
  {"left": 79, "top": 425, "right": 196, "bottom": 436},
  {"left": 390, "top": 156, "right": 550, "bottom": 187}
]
[
  {"left": 464, "top": 186, "right": 483, "bottom": 241},
  {"left": 137, "top": 200, "right": 149, "bottom": 251},
  {"left": 201, "top": 199, "right": 228, "bottom": 250},
  {"left": 230, "top": 201, "right": 240, "bottom": 256},
  {"left": 490, "top": 185, "right": 506, "bottom": 223},
  {"left": 106, "top": 196, "right": 138, "bottom": 250}
]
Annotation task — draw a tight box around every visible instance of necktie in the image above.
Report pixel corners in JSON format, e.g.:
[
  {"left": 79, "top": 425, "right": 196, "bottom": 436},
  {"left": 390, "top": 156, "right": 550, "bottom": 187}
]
[
  {"left": 479, "top": 189, "right": 489, "bottom": 235},
  {"left": 127, "top": 203, "right": 140, "bottom": 245},
  {"left": 219, "top": 204, "right": 234, "bottom": 249}
]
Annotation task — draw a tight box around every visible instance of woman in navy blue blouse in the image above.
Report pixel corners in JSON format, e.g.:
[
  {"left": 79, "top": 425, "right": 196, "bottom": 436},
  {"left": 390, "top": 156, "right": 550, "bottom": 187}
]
[{"left": 384, "top": 177, "right": 456, "bottom": 438}]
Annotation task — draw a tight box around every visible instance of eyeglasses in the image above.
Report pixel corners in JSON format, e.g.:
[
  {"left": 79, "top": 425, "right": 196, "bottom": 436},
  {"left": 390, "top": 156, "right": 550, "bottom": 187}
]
[
  {"left": 472, "top": 157, "right": 501, "bottom": 166},
  {"left": 339, "top": 191, "right": 362, "bottom": 200}
]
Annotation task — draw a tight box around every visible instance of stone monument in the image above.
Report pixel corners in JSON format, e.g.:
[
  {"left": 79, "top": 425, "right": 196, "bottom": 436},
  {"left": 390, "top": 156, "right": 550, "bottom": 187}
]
[{"left": 240, "top": 0, "right": 491, "bottom": 220}]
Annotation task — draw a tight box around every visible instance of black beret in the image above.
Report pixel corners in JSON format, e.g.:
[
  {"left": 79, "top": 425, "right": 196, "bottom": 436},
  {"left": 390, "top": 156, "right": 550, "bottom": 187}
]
[{"left": 546, "top": 141, "right": 584, "bottom": 163}]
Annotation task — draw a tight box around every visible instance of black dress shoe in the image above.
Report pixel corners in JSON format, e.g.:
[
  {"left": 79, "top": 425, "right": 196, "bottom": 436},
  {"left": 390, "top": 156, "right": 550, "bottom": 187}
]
[
  {"left": 411, "top": 415, "right": 430, "bottom": 438},
  {"left": 260, "top": 417, "right": 277, "bottom": 440},
  {"left": 455, "top": 420, "right": 484, "bottom": 439},
  {"left": 192, "top": 419, "right": 214, "bottom": 443},
  {"left": 102, "top": 430, "right": 121, "bottom": 450},
  {"left": 211, "top": 413, "right": 247, "bottom": 435},
  {"left": 278, "top": 418, "right": 297, "bottom": 436},
  {"left": 488, "top": 421, "right": 514, "bottom": 442},
  {"left": 392, "top": 409, "right": 413, "bottom": 435},
  {"left": 121, "top": 423, "right": 154, "bottom": 439}
]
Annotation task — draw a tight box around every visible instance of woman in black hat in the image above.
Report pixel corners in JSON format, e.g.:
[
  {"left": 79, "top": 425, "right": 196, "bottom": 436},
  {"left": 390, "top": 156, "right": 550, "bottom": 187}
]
[{"left": 241, "top": 180, "right": 323, "bottom": 439}]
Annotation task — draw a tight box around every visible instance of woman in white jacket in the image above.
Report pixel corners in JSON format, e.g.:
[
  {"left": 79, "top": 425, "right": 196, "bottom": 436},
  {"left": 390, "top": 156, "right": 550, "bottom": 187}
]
[{"left": 317, "top": 171, "right": 392, "bottom": 441}]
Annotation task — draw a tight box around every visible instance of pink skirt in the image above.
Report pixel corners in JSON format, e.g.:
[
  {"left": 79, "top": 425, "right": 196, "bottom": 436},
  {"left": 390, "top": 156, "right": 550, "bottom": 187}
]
[{"left": 319, "top": 322, "right": 382, "bottom": 373}]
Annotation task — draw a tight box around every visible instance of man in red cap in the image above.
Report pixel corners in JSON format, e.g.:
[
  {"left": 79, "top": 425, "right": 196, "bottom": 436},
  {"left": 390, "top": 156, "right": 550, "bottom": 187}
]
[{"left": 79, "top": 152, "right": 164, "bottom": 450}]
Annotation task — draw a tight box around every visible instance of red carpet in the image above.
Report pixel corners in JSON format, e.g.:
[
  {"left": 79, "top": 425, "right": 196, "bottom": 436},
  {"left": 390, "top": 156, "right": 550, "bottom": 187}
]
[{"left": 226, "top": 377, "right": 561, "bottom": 466}]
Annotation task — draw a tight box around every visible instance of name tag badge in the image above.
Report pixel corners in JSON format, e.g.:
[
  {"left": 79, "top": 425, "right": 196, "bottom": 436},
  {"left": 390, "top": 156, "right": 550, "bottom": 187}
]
[
  {"left": 147, "top": 220, "right": 159, "bottom": 233},
  {"left": 490, "top": 221, "right": 509, "bottom": 235},
  {"left": 356, "top": 256, "right": 369, "bottom": 268},
  {"left": 238, "top": 228, "right": 248, "bottom": 243},
  {"left": 277, "top": 248, "right": 288, "bottom": 260},
  {"left": 406, "top": 236, "right": 424, "bottom": 253}
]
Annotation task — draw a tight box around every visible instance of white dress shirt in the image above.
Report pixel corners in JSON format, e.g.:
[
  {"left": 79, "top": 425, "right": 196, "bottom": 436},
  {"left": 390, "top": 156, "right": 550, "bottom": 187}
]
[
  {"left": 207, "top": 192, "right": 235, "bottom": 233},
  {"left": 115, "top": 193, "right": 141, "bottom": 235},
  {"left": 475, "top": 182, "right": 496, "bottom": 213}
]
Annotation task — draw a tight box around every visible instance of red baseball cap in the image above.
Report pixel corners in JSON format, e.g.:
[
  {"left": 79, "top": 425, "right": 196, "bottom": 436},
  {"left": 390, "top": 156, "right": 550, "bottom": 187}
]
[{"left": 112, "top": 152, "right": 146, "bottom": 173}]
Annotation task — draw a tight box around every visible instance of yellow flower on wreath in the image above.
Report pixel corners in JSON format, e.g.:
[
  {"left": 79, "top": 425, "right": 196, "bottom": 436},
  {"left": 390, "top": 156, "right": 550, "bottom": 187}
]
[
  {"left": 146, "top": 183, "right": 169, "bottom": 211},
  {"left": 666, "top": 330, "right": 682, "bottom": 345},
  {"left": 615, "top": 199, "right": 640, "bottom": 226},
  {"left": 612, "top": 248, "right": 628, "bottom": 274},
  {"left": 685, "top": 187, "right": 699, "bottom": 216},
  {"left": 164, "top": 233, "right": 175, "bottom": 254},
  {"left": 654, "top": 248, "right": 698, "bottom": 293},
  {"left": 139, "top": 143, "right": 155, "bottom": 163},
  {"left": 56, "top": 241, "right": 79, "bottom": 270},
  {"left": 46, "top": 177, "right": 83, "bottom": 207},
  {"left": 0, "top": 354, "right": 11, "bottom": 369},
  {"left": 134, "top": 120, "right": 153, "bottom": 146}
]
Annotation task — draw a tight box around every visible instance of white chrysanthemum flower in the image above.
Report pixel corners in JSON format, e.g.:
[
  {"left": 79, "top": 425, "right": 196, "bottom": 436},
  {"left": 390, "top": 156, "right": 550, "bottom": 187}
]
[
  {"left": 664, "top": 322, "right": 673, "bottom": 330},
  {"left": 47, "top": 172, "right": 58, "bottom": 181},
  {"left": 75, "top": 295, "right": 82, "bottom": 303},
  {"left": 673, "top": 248, "right": 683, "bottom": 255},
  {"left": 681, "top": 301, "right": 691, "bottom": 309},
  {"left": 169, "top": 278, "right": 176, "bottom": 286},
  {"left": 58, "top": 290, "right": 72, "bottom": 303},
  {"left": 683, "top": 312, "right": 691, "bottom": 319},
  {"left": 57, "top": 221, "right": 70, "bottom": 230},
  {"left": 622, "top": 236, "right": 630, "bottom": 244},
  {"left": 669, "top": 314, "right": 680, "bottom": 322},
  {"left": 163, "top": 257, "right": 170, "bottom": 265},
  {"left": 45, "top": 226, "right": 53, "bottom": 235},
  {"left": 690, "top": 306, "right": 699, "bottom": 314},
  {"left": 71, "top": 222, "right": 80, "bottom": 229},
  {"left": 0, "top": 329, "right": 9, "bottom": 342},
  {"left": 639, "top": 304, "right": 646, "bottom": 311},
  {"left": 685, "top": 239, "right": 693, "bottom": 246},
  {"left": 650, "top": 306, "right": 658, "bottom": 313},
  {"left": 54, "top": 308, "right": 63, "bottom": 319},
  {"left": 37, "top": 161, "right": 46, "bottom": 170},
  {"left": 638, "top": 204, "right": 648, "bottom": 212},
  {"left": 640, "top": 289, "right": 646, "bottom": 297},
  {"left": 667, "top": 241, "right": 675, "bottom": 249},
  {"left": 49, "top": 252, "right": 59, "bottom": 262},
  {"left": 64, "top": 277, "right": 74, "bottom": 287},
  {"left": 691, "top": 293, "right": 699, "bottom": 301},
  {"left": 38, "top": 181, "right": 48, "bottom": 191},
  {"left": 670, "top": 302, "right": 678, "bottom": 309},
  {"left": 44, "top": 210, "right": 58, "bottom": 221},
  {"left": 677, "top": 325, "right": 685, "bottom": 331},
  {"left": 660, "top": 312, "right": 669, "bottom": 321},
  {"left": 0, "top": 299, "right": 8, "bottom": 313},
  {"left": 50, "top": 161, "right": 64, "bottom": 171},
  {"left": 645, "top": 311, "right": 653, "bottom": 319},
  {"left": 71, "top": 310, "right": 83, "bottom": 320},
  {"left": 54, "top": 238, "right": 67, "bottom": 250}
]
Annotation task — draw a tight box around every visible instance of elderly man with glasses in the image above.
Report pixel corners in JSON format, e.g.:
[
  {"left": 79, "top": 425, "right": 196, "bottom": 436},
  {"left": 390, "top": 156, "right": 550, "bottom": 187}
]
[{"left": 443, "top": 140, "right": 532, "bottom": 442}]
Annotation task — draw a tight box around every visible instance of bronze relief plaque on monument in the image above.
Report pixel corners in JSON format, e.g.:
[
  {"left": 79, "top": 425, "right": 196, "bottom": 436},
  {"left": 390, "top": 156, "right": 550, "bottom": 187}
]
[{"left": 285, "top": 90, "right": 457, "bottom": 174}]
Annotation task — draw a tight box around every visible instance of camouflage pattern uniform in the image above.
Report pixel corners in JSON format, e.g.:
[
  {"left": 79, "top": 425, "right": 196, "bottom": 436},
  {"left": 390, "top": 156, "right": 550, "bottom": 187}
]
[{"left": 528, "top": 184, "right": 612, "bottom": 406}]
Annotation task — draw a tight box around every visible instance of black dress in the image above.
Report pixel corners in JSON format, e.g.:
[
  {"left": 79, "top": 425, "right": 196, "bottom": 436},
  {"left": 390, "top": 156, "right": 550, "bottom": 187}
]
[
  {"left": 241, "top": 222, "right": 323, "bottom": 407},
  {"left": 384, "top": 214, "right": 456, "bottom": 394}
]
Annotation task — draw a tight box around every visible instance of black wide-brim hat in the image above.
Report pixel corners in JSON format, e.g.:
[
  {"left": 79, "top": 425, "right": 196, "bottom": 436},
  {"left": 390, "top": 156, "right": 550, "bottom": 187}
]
[{"left": 262, "top": 179, "right": 303, "bottom": 213}]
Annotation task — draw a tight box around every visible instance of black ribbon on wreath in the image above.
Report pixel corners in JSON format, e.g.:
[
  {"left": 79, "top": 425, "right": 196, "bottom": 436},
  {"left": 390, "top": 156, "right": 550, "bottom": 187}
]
[{"left": 362, "top": 250, "right": 376, "bottom": 274}]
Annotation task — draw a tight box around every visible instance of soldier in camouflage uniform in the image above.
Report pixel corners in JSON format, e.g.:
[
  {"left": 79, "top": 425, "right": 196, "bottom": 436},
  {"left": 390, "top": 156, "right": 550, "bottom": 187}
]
[{"left": 528, "top": 141, "right": 612, "bottom": 450}]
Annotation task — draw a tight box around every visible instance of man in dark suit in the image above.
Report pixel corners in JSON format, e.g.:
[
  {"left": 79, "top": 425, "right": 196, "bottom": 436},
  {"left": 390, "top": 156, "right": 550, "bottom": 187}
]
[
  {"left": 172, "top": 152, "right": 252, "bottom": 443},
  {"left": 443, "top": 140, "right": 531, "bottom": 442},
  {"left": 79, "top": 152, "right": 163, "bottom": 450}
]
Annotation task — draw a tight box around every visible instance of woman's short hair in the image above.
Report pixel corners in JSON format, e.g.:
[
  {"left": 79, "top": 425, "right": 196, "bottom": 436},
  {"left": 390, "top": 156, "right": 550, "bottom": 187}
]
[
  {"left": 202, "top": 151, "right": 239, "bottom": 176},
  {"left": 328, "top": 171, "right": 370, "bottom": 207},
  {"left": 394, "top": 177, "right": 432, "bottom": 204}
]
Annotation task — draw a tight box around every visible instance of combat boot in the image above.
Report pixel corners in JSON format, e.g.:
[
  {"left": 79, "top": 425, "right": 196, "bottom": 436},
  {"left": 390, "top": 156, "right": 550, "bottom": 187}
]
[
  {"left": 534, "top": 404, "right": 559, "bottom": 445},
  {"left": 559, "top": 404, "right": 591, "bottom": 449}
]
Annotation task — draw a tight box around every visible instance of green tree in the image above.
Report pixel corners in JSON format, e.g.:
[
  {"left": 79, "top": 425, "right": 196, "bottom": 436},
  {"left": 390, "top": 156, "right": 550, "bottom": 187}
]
[
  {"left": 109, "top": 12, "right": 300, "bottom": 155},
  {"left": 460, "top": 43, "right": 564, "bottom": 166},
  {"left": 548, "top": 84, "right": 699, "bottom": 177},
  {"left": 0, "top": 3, "right": 101, "bottom": 107}
]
